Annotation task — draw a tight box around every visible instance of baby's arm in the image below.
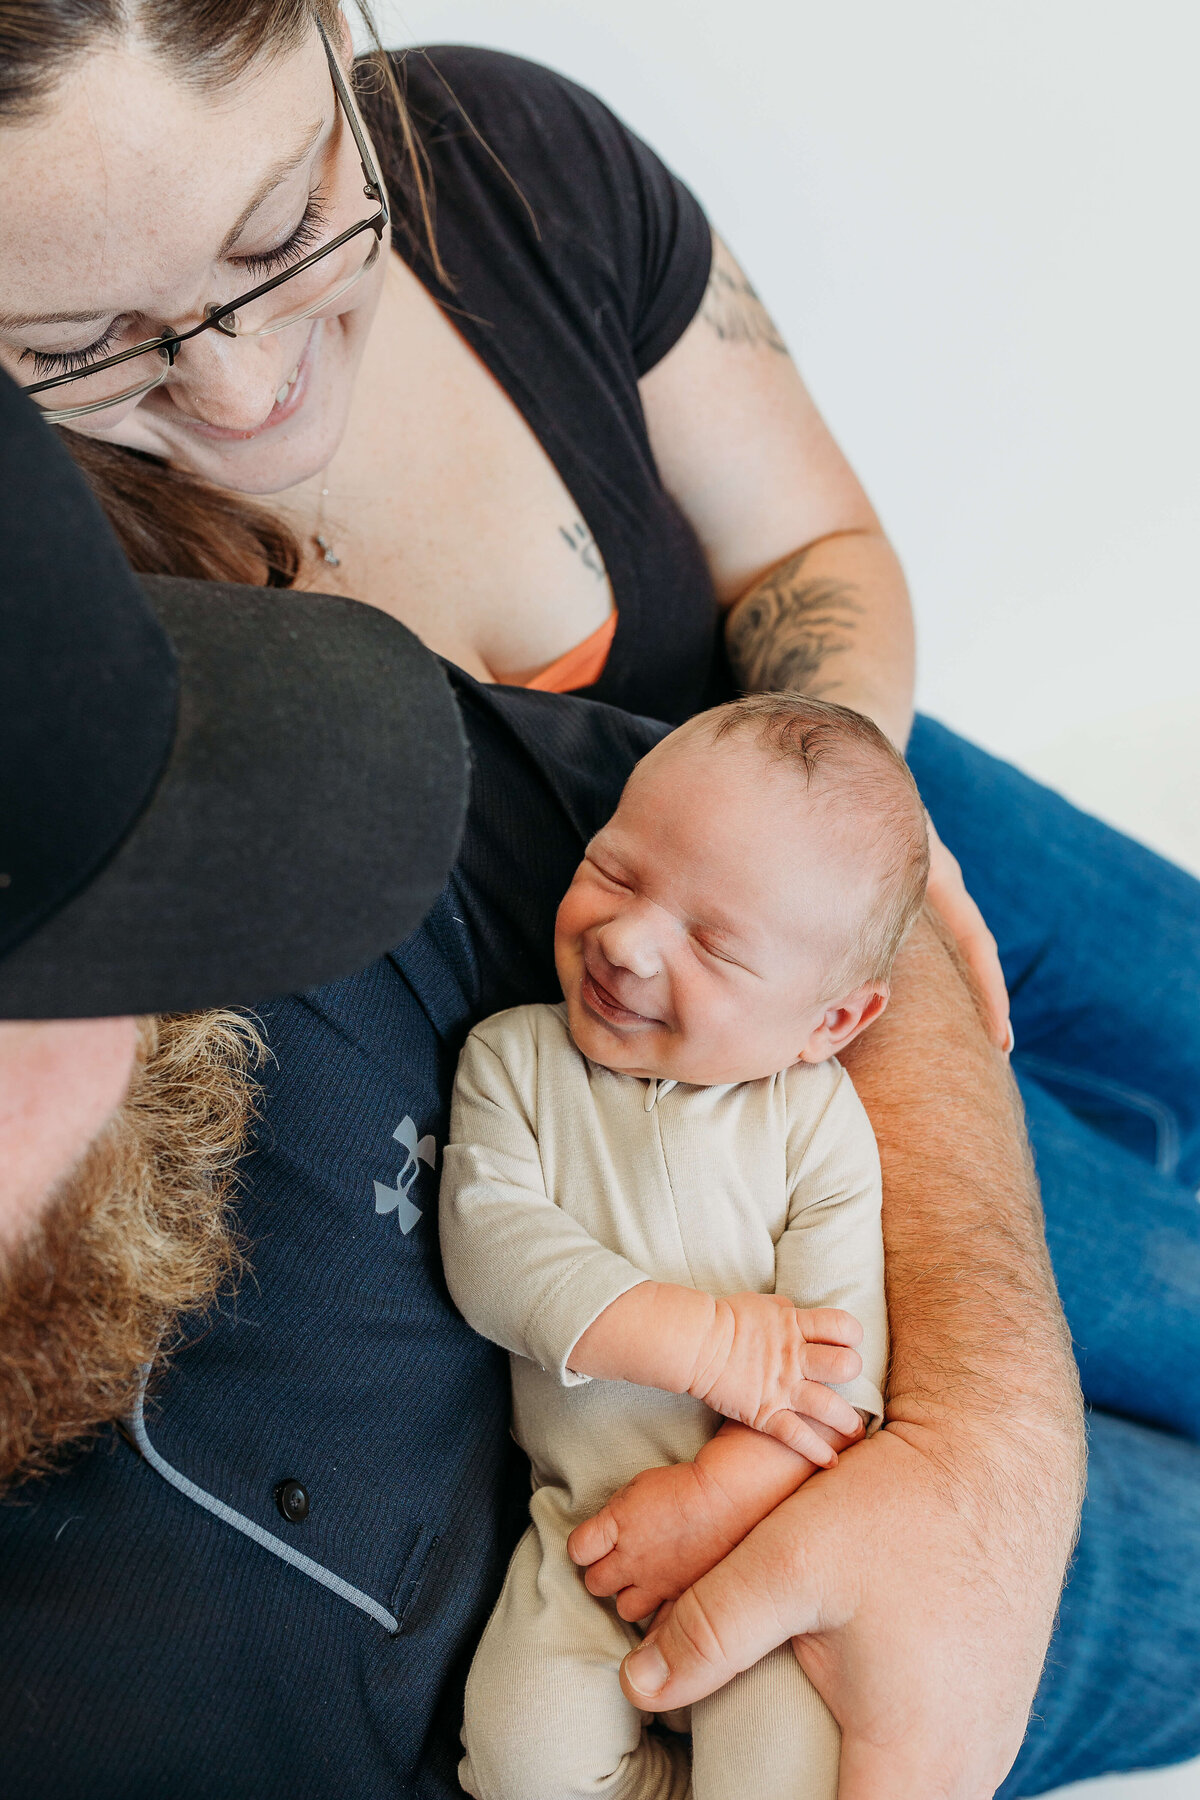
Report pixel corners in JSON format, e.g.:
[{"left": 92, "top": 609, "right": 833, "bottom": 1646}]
[
  {"left": 440, "top": 1019, "right": 654, "bottom": 1380},
  {"left": 569, "top": 1281, "right": 865, "bottom": 1464},
  {"left": 571, "top": 1064, "right": 887, "bottom": 1616}
]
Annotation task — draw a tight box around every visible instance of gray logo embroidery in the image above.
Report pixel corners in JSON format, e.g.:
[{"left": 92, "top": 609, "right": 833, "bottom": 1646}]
[{"left": 374, "top": 1116, "right": 437, "bottom": 1235}]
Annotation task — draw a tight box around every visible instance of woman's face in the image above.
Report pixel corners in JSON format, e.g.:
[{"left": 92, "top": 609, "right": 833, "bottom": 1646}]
[{"left": 0, "top": 24, "right": 387, "bottom": 496}]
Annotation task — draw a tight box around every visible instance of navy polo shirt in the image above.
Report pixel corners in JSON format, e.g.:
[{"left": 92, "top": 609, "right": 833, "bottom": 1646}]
[{"left": 0, "top": 674, "right": 663, "bottom": 1800}]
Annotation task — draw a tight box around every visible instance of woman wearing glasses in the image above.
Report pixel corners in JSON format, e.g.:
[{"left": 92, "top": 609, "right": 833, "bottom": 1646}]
[{"left": 0, "top": 6, "right": 1196, "bottom": 1800}]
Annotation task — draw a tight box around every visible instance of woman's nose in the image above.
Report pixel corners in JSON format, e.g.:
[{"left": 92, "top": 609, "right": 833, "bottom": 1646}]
[{"left": 165, "top": 330, "right": 295, "bottom": 432}]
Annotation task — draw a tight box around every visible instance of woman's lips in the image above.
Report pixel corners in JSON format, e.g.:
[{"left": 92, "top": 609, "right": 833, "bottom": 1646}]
[
  {"left": 174, "top": 321, "right": 318, "bottom": 442},
  {"left": 580, "top": 966, "right": 654, "bottom": 1029}
]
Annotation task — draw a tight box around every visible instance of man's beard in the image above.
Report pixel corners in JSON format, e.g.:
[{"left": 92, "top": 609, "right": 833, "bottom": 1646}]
[{"left": 0, "top": 1010, "right": 264, "bottom": 1495}]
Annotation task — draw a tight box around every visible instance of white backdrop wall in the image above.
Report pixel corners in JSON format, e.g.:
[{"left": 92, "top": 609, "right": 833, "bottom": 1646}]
[{"left": 361, "top": 0, "right": 1200, "bottom": 783}]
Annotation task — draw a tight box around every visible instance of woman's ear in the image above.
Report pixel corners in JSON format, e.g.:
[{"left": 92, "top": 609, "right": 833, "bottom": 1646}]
[{"left": 799, "top": 983, "right": 889, "bottom": 1064}]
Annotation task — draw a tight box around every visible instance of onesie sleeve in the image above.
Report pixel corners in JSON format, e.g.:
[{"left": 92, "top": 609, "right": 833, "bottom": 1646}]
[
  {"left": 440, "top": 1014, "right": 650, "bottom": 1386},
  {"left": 777, "top": 1063, "right": 888, "bottom": 1431}
]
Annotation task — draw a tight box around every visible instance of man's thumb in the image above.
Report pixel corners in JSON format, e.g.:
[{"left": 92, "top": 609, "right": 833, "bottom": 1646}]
[{"left": 619, "top": 1548, "right": 808, "bottom": 1711}]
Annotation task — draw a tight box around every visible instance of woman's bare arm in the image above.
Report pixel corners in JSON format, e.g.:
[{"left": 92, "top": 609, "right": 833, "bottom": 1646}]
[{"left": 640, "top": 234, "right": 914, "bottom": 749}]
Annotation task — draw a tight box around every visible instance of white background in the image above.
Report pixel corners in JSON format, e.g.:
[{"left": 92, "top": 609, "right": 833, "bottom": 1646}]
[{"left": 361, "top": 6, "right": 1200, "bottom": 1796}]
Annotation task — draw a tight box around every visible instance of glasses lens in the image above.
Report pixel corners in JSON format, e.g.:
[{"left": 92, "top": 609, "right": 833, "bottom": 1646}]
[
  {"left": 29, "top": 345, "right": 169, "bottom": 422},
  {"left": 232, "top": 230, "right": 381, "bottom": 340}
]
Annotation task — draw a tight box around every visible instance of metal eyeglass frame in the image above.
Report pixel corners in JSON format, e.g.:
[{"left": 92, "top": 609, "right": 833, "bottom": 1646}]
[{"left": 22, "top": 15, "right": 390, "bottom": 423}]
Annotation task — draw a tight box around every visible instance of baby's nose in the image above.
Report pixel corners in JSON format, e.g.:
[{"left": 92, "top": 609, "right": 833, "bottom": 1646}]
[{"left": 598, "top": 916, "right": 661, "bottom": 981}]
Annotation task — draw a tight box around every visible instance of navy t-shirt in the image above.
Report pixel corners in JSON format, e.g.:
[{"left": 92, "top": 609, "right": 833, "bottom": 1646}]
[{"left": 0, "top": 674, "right": 665, "bottom": 1799}]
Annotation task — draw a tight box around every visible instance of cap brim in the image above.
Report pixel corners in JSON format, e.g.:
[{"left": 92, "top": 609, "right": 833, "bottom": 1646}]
[{"left": 0, "top": 577, "right": 467, "bottom": 1019}]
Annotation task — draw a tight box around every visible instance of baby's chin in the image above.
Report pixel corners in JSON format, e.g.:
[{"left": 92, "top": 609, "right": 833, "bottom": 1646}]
[{"left": 562, "top": 996, "right": 772, "bottom": 1086}]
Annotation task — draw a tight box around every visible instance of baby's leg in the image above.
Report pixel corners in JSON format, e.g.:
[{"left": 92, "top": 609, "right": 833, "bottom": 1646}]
[
  {"left": 460, "top": 1516, "right": 691, "bottom": 1800},
  {"left": 690, "top": 1643, "right": 839, "bottom": 1800}
]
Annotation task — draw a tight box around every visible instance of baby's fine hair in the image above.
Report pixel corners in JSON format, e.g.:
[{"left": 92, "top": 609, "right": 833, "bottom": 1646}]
[{"left": 697, "top": 693, "right": 930, "bottom": 987}]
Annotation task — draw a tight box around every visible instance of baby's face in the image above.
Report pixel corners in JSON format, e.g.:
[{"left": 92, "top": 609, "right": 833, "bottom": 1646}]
[{"left": 555, "top": 729, "right": 884, "bottom": 1085}]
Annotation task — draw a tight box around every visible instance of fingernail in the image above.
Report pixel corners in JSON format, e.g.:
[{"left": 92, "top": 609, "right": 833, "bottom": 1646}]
[
  {"left": 625, "top": 1643, "right": 670, "bottom": 1697},
  {"left": 1003, "top": 1021, "right": 1016, "bottom": 1055}
]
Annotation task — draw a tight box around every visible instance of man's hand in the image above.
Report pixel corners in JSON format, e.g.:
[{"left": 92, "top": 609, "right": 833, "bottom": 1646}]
[
  {"left": 686, "top": 1295, "right": 863, "bottom": 1461},
  {"left": 925, "top": 815, "right": 1012, "bottom": 1052},
  {"left": 619, "top": 1422, "right": 1067, "bottom": 1799}
]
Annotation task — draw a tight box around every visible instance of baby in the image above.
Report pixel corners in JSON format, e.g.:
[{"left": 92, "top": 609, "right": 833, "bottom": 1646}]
[{"left": 440, "top": 693, "right": 929, "bottom": 1800}]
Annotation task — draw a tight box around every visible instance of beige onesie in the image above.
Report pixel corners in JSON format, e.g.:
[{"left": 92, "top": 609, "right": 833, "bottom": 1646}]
[{"left": 440, "top": 1001, "right": 887, "bottom": 1800}]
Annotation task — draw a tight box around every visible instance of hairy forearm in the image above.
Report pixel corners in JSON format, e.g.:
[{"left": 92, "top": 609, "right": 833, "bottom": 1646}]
[
  {"left": 840, "top": 911, "right": 1085, "bottom": 1536},
  {"left": 724, "top": 530, "right": 915, "bottom": 750}
]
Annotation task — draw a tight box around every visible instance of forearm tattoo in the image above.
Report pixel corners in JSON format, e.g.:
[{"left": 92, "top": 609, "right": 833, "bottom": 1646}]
[
  {"left": 559, "top": 518, "right": 607, "bottom": 581},
  {"left": 700, "top": 241, "right": 788, "bottom": 355},
  {"left": 725, "top": 550, "right": 864, "bottom": 696}
]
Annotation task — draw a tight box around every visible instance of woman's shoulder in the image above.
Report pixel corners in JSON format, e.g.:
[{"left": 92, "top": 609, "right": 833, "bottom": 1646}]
[
  {"left": 375, "top": 43, "right": 638, "bottom": 168},
  {"left": 358, "top": 44, "right": 710, "bottom": 352}
]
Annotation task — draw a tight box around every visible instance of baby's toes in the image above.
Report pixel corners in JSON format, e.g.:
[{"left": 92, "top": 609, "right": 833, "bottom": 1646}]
[
  {"left": 567, "top": 1506, "right": 619, "bottom": 1568},
  {"left": 582, "top": 1551, "right": 628, "bottom": 1598},
  {"left": 615, "top": 1585, "right": 660, "bottom": 1625}
]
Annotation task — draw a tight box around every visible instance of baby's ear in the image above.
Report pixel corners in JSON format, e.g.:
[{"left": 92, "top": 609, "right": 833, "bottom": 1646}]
[{"left": 800, "top": 983, "right": 889, "bottom": 1063}]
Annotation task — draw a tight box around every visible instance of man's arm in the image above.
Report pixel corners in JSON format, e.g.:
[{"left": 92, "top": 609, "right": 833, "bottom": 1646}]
[{"left": 617, "top": 911, "right": 1086, "bottom": 1799}]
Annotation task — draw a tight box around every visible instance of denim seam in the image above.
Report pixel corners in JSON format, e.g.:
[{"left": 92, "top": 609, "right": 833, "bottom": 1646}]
[{"left": 1015, "top": 1053, "right": 1182, "bottom": 1178}]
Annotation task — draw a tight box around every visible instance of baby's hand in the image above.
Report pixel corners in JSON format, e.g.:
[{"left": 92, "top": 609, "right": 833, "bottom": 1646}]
[{"left": 687, "top": 1294, "right": 863, "bottom": 1462}]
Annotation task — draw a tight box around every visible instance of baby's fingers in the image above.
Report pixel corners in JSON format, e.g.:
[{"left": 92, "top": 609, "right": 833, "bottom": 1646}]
[
  {"left": 762, "top": 1410, "right": 840, "bottom": 1465},
  {"left": 800, "top": 1341, "right": 862, "bottom": 1387},
  {"left": 785, "top": 1378, "right": 863, "bottom": 1438},
  {"left": 796, "top": 1306, "right": 863, "bottom": 1348}
]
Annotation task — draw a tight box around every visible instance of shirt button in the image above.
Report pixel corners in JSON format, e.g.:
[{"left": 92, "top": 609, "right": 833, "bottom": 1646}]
[{"left": 274, "top": 1479, "right": 310, "bottom": 1523}]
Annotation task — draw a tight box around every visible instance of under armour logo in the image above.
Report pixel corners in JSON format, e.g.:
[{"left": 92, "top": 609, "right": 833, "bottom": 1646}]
[{"left": 374, "top": 1115, "right": 437, "bottom": 1235}]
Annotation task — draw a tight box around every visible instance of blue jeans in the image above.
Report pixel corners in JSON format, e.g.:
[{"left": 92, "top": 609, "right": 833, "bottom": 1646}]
[{"left": 906, "top": 718, "right": 1200, "bottom": 1795}]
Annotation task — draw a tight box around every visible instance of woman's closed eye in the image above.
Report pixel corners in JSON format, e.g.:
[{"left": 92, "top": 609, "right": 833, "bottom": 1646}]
[
  {"left": 233, "top": 191, "right": 331, "bottom": 278},
  {"left": 20, "top": 321, "right": 126, "bottom": 379}
]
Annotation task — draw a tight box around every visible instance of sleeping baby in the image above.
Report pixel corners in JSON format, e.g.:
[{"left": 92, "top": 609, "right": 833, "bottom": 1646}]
[{"left": 440, "top": 692, "right": 930, "bottom": 1800}]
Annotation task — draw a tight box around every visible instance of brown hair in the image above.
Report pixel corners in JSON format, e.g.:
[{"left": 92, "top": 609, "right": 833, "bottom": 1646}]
[
  {"left": 0, "top": 0, "right": 439, "bottom": 585},
  {"left": 701, "top": 693, "right": 930, "bottom": 986}
]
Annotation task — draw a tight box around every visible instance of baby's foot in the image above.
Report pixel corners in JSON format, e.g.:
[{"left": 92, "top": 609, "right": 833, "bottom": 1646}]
[{"left": 567, "top": 1459, "right": 747, "bottom": 1623}]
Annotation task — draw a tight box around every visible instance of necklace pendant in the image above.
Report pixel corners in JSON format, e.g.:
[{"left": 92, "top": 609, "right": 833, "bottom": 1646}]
[{"left": 315, "top": 533, "right": 341, "bottom": 569}]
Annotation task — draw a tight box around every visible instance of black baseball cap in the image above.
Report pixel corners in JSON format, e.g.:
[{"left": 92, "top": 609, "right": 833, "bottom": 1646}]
[{"left": 0, "top": 373, "right": 468, "bottom": 1019}]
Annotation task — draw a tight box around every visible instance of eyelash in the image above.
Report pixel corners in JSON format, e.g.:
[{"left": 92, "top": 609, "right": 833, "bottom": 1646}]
[
  {"left": 24, "top": 323, "right": 124, "bottom": 380},
  {"left": 234, "top": 190, "right": 331, "bottom": 277},
  {"left": 22, "top": 192, "right": 331, "bottom": 378}
]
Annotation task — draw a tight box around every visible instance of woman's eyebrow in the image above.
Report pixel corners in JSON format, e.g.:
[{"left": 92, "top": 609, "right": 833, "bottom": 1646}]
[
  {"left": 0, "top": 305, "right": 109, "bottom": 332},
  {"left": 216, "top": 116, "right": 326, "bottom": 257}
]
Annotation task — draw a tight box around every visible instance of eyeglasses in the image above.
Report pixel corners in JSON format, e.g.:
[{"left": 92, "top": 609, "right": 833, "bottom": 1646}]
[{"left": 18, "top": 18, "right": 389, "bottom": 424}]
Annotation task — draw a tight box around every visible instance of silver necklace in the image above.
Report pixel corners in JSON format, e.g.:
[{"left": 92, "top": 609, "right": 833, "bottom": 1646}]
[{"left": 313, "top": 475, "right": 341, "bottom": 569}]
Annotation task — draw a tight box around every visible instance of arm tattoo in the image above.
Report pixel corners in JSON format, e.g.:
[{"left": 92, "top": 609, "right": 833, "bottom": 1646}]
[
  {"left": 700, "top": 241, "right": 789, "bottom": 355},
  {"left": 725, "top": 549, "right": 864, "bottom": 696},
  {"left": 559, "top": 519, "right": 607, "bottom": 582}
]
